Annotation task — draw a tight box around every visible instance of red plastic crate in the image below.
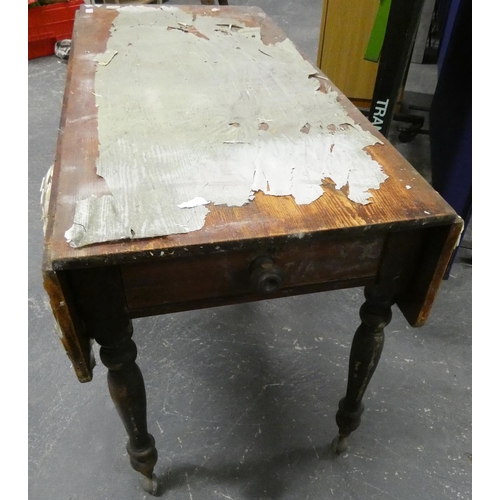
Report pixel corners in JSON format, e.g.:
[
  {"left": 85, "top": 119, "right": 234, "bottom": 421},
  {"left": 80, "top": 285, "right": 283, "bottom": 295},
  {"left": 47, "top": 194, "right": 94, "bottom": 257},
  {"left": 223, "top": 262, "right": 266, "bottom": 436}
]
[{"left": 28, "top": 1, "right": 84, "bottom": 60}]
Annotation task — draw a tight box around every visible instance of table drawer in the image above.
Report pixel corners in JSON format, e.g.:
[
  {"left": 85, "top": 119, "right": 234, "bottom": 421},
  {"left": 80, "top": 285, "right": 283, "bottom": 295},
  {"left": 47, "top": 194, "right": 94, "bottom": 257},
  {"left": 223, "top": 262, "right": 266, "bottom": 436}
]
[{"left": 121, "top": 234, "right": 385, "bottom": 311}]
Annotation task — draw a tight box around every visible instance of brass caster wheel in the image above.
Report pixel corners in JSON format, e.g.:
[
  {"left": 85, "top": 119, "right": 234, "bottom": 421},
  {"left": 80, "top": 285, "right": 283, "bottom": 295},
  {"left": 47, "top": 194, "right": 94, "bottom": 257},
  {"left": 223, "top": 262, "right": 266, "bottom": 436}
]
[{"left": 140, "top": 473, "right": 159, "bottom": 496}]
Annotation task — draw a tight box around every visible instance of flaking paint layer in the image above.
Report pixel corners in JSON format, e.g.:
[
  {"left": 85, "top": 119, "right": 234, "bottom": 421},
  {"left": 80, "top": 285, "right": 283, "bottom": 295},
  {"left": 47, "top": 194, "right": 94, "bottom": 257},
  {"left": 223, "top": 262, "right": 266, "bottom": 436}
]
[{"left": 65, "top": 6, "right": 387, "bottom": 248}]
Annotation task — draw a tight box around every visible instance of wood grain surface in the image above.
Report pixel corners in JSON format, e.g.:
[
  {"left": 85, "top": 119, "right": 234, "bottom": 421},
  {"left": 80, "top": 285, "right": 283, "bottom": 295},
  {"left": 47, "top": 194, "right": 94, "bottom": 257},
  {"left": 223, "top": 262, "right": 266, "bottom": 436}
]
[{"left": 42, "top": 5, "right": 458, "bottom": 271}]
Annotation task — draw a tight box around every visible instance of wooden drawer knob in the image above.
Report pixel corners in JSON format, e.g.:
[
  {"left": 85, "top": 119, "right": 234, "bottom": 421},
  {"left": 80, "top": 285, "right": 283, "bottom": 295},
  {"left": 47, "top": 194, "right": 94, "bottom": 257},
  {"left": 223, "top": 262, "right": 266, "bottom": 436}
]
[{"left": 250, "top": 257, "right": 285, "bottom": 293}]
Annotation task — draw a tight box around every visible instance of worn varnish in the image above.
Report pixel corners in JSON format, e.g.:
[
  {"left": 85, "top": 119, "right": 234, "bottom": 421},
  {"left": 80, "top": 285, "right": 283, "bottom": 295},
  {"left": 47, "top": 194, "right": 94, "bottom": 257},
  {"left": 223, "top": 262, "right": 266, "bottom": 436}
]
[
  {"left": 121, "top": 233, "right": 385, "bottom": 311},
  {"left": 43, "top": 5, "right": 458, "bottom": 269},
  {"left": 64, "top": 6, "right": 390, "bottom": 248},
  {"left": 41, "top": 5, "right": 462, "bottom": 494}
]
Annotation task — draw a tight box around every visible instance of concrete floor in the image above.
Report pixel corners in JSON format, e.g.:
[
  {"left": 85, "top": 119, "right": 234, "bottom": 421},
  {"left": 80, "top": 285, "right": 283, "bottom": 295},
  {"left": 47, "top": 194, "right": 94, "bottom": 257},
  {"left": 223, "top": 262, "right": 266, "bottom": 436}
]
[{"left": 28, "top": 1, "right": 472, "bottom": 499}]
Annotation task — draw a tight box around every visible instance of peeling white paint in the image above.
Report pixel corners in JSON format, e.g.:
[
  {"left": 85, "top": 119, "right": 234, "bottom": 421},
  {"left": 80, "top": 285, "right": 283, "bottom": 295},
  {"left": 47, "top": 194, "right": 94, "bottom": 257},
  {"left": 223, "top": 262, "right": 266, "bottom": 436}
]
[
  {"left": 40, "top": 164, "right": 54, "bottom": 235},
  {"left": 178, "top": 197, "right": 210, "bottom": 209},
  {"left": 65, "top": 6, "right": 387, "bottom": 247},
  {"left": 93, "top": 49, "right": 118, "bottom": 66}
]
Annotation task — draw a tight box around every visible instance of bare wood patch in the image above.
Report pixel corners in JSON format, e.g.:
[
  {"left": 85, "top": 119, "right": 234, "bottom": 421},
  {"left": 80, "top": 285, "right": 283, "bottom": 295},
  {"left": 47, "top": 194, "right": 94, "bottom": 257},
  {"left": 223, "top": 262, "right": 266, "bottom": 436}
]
[{"left": 168, "top": 23, "right": 209, "bottom": 41}]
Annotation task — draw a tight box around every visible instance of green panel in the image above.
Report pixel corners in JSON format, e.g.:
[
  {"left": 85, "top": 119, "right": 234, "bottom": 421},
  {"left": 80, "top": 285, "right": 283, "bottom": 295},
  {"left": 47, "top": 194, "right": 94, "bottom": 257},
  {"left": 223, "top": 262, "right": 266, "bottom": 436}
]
[{"left": 364, "top": 0, "right": 392, "bottom": 62}]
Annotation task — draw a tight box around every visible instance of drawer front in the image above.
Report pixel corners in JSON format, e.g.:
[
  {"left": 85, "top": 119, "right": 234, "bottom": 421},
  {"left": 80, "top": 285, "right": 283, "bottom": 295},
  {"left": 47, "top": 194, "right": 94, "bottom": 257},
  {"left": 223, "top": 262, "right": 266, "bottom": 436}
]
[{"left": 121, "top": 234, "right": 385, "bottom": 311}]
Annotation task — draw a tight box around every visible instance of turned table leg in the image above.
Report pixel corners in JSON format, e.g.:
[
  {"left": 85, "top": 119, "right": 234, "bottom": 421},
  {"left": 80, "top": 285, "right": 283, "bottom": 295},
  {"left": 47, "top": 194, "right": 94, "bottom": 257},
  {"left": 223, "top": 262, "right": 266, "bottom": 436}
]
[
  {"left": 70, "top": 268, "right": 159, "bottom": 494},
  {"left": 97, "top": 323, "right": 159, "bottom": 495},
  {"left": 334, "top": 284, "right": 393, "bottom": 453}
]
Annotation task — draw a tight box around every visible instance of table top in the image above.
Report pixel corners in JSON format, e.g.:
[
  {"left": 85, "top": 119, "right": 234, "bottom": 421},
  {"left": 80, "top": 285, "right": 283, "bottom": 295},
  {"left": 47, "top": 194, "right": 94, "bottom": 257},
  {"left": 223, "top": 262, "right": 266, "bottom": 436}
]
[{"left": 43, "top": 4, "right": 458, "bottom": 271}]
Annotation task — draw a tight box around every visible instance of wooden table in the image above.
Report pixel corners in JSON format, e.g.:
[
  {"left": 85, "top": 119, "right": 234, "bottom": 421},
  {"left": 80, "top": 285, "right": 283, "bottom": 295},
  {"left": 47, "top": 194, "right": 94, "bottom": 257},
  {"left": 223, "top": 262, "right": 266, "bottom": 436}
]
[{"left": 42, "top": 4, "right": 462, "bottom": 495}]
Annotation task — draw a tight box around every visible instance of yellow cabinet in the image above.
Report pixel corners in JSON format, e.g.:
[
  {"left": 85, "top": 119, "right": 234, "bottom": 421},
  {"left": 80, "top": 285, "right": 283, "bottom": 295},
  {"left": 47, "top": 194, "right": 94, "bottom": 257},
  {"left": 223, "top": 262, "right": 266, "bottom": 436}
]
[{"left": 317, "top": 0, "right": 380, "bottom": 106}]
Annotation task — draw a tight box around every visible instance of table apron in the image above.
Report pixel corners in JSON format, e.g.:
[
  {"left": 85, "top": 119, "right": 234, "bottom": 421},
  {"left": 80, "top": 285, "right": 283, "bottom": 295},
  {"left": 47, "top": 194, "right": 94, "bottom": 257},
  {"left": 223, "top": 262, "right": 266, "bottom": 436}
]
[{"left": 120, "top": 234, "right": 385, "bottom": 313}]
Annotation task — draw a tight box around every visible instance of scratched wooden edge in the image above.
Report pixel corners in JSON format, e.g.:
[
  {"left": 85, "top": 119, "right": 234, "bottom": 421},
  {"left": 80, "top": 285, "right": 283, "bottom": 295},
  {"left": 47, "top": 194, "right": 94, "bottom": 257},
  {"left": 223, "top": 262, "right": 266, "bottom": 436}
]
[
  {"left": 121, "top": 217, "right": 464, "bottom": 323},
  {"left": 41, "top": 12, "right": 78, "bottom": 273},
  {"left": 41, "top": 3, "right": 108, "bottom": 271},
  {"left": 42, "top": 5, "right": 117, "bottom": 274},
  {"left": 39, "top": 11, "right": 96, "bottom": 382},
  {"left": 48, "top": 215, "right": 458, "bottom": 271},
  {"left": 43, "top": 4, "right": 459, "bottom": 270},
  {"left": 397, "top": 219, "right": 464, "bottom": 327},
  {"left": 42, "top": 269, "right": 95, "bottom": 382}
]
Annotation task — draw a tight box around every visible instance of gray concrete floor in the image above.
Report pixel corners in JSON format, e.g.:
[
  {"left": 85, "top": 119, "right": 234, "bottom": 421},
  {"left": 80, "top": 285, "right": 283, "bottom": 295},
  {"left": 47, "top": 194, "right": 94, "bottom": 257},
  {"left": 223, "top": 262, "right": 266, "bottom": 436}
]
[{"left": 28, "top": 1, "right": 472, "bottom": 499}]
